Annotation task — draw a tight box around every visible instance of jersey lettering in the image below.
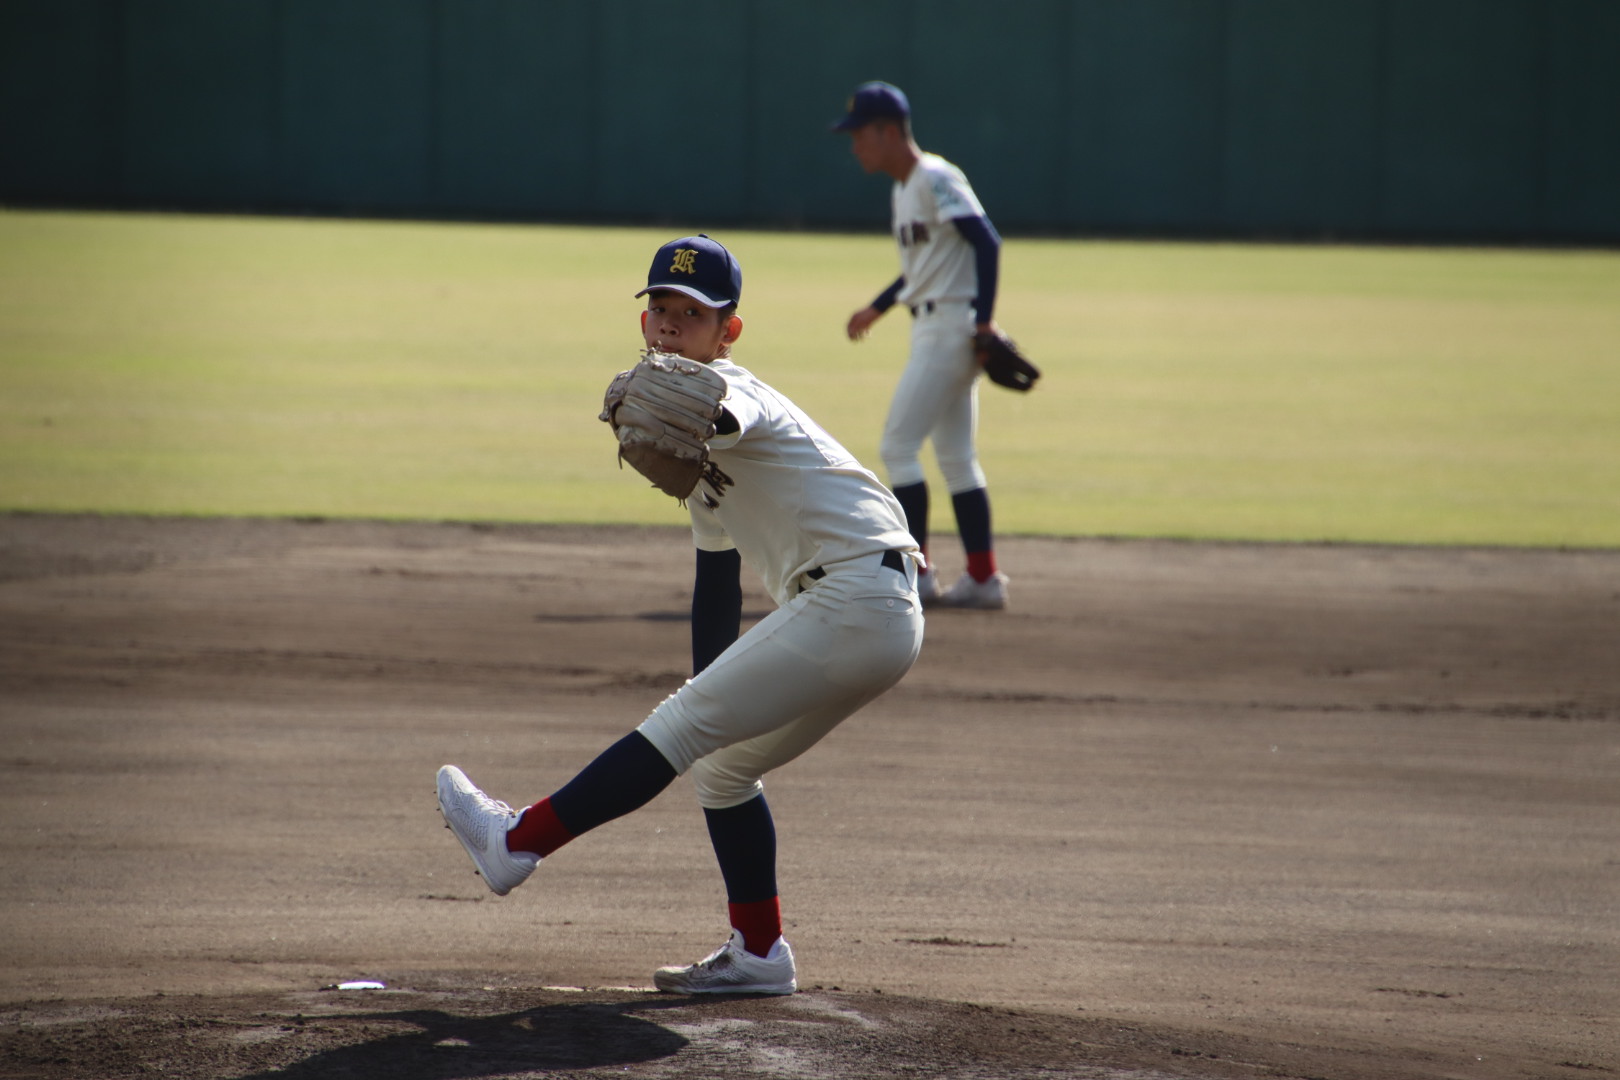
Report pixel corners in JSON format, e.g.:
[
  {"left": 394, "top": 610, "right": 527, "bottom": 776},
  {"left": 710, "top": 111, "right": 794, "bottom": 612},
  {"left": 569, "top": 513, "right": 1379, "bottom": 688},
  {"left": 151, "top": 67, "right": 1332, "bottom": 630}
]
[
  {"left": 892, "top": 154, "right": 983, "bottom": 310},
  {"left": 898, "top": 222, "right": 931, "bottom": 248}
]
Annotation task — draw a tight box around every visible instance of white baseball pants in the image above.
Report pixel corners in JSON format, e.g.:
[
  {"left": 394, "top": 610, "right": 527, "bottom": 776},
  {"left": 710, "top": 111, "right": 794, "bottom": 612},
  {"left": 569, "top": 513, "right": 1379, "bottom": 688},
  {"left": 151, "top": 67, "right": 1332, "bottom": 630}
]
[
  {"left": 879, "top": 299, "right": 987, "bottom": 493},
  {"left": 637, "top": 550, "right": 924, "bottom": 809}
]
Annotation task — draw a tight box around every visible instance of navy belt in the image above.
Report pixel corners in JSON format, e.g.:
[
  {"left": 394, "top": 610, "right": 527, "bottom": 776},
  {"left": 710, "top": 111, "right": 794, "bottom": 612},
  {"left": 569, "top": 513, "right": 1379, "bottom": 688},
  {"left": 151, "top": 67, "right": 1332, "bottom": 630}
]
[
  {"left": 909, "top": 300, "right": 936, "bottom": 317},
  {"left": 805, "top": 549, "right": 907, "bottom": 582}
]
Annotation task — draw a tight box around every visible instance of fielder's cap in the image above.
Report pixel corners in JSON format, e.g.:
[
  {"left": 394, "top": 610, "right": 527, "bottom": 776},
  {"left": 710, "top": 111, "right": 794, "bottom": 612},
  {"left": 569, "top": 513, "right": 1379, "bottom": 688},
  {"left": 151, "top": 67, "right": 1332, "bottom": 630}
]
[
  {"left": 635, "top": 234, "right": 742, "bottom": 308},
  {"left": 831, "top": 81, "right": 910, "bottom": 131}
]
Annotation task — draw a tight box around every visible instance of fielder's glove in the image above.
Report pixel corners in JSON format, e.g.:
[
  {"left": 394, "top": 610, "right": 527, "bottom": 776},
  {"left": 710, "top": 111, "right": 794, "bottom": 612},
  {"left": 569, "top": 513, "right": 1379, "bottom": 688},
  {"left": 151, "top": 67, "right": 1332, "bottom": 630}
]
[
  {"left": 600, "top": 349, "right": 735, "bottom": 502},
  {"left": 974, "top": 329, "right": 1041, "bottom": 392}
]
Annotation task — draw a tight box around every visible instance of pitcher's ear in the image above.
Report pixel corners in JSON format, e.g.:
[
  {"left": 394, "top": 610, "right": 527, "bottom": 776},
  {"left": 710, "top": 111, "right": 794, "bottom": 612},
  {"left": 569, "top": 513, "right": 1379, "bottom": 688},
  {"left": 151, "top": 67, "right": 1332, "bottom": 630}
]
[{"left": 724, "top": 314, "right": 743, "bottom": 342}]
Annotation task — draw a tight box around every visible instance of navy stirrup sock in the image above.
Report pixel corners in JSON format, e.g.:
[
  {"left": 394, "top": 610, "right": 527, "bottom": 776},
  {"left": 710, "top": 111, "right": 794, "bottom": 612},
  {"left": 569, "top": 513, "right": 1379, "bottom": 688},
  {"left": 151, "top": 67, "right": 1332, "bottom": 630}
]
[
  {"left": 951, "top": 487, "right": 993, "bottom": 554},
  {"left": 706, "top": 795, "right": 782, "bottom": 956},
  {"left": 705, "top": 794, "right": 779, "bottom": 903},
  {"left": 893, "top": 481, "right": 930, "bottom": 558},
  {"left": 547, "top": 731, "right": 677, "bottom": 837}
]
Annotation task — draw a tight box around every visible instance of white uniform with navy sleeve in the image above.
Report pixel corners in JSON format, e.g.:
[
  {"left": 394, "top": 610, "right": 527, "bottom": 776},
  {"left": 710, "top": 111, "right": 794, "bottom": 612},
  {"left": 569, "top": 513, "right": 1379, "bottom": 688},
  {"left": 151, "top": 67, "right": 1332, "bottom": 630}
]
[
  {"left": 893, "top": 153, "right": 986, "bottom": 313},
  {"left": 880, "top": 153, "right": 988, "bottom": 494},
  {"left": 636, "top": 356, "right": 924, "bottom": 809}
]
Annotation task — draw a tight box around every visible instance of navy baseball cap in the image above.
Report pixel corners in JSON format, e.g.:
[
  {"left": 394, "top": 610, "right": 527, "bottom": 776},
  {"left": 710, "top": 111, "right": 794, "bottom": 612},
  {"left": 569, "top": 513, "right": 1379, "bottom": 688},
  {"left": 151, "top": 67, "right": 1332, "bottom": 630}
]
[
  {"left": 831, "top": 81, "right": 910, "bottom": 131},
  {"left": 635, "top": 234, "right": 742, "bottom": 308}
]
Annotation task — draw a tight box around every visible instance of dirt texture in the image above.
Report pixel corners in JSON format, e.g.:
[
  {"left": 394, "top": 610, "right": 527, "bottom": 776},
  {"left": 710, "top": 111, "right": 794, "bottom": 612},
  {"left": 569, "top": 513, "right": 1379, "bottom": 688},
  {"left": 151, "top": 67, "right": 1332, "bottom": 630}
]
[{"left": 1, "top": 514, "right": 1616, "bottom": 1080}]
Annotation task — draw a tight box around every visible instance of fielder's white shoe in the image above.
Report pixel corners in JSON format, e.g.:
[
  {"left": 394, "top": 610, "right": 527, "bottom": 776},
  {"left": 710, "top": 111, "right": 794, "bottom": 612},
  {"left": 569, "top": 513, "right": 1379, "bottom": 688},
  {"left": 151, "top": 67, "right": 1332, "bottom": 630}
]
[
  {"left": 916, "top": 566, "right": 942, "bottom": 606},
  {"left": 937, "top": 571, "right": 1010, "bottom": 610},
  {"left": 435, "top": 765, "right": 539, "bottom": 896},
  {"left": 653, "top": 930, "right": 797, "bottom": 995}
]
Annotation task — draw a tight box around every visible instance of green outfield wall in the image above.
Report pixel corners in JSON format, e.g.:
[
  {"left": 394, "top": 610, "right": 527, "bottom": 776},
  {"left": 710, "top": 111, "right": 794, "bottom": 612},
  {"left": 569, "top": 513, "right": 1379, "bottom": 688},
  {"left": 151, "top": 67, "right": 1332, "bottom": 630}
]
[{"left": 2, "top": 0, "right": 1616, "bottom": 242}]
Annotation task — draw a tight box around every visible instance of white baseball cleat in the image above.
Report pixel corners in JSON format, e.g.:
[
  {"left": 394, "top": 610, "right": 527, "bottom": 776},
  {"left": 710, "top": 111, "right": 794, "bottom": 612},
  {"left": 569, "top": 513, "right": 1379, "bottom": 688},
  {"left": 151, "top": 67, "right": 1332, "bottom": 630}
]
[
  {"left": 936, "top": 571, "right": 1009, "bottom": 610},
  {"left": 653, "top": 930, "right": 797, "bottom": 995},
  {"left": 435, "top": 765, "right": 539, "bottom": 896},
  {"left": 916, "top": 566, "right": 942, "bottom": 606}
]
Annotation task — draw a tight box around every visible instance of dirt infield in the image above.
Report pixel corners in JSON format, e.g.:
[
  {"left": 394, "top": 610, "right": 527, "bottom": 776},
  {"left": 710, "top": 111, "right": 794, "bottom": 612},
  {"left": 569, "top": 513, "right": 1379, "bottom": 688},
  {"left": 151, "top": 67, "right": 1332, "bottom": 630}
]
[{"left": 1, "top": 514, "right": 1615, "bottom": 1080}]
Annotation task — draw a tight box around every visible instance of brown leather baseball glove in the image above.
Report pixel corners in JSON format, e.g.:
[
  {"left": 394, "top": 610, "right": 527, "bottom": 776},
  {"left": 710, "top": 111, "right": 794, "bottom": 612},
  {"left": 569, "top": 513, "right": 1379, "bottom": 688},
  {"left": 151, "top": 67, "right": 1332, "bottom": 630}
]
[
  {"left": 974, "top": 329, "right": 1041, "bottom": 392},
  {"left": 600, "top": 349, "right": 734, "bottom": 502}
]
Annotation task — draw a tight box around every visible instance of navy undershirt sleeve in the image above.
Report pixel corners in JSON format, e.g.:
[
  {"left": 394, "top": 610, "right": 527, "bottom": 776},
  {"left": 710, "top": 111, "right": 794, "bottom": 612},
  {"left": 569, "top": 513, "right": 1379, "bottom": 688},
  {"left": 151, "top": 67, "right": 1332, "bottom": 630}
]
[
  {"left": 954, "top": 214, "right": 1001, "bottom": 325},
  {"left": 871, "top": 276, "right": 905, "bottom": 313},
  {"left": 691, "top": 546, "right": 743, "bottom": 676}
]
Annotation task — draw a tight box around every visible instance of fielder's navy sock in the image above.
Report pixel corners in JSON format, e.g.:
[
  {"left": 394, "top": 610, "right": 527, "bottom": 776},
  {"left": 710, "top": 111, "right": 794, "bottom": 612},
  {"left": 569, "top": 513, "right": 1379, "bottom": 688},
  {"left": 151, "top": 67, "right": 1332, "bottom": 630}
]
[
  {"left": 952, "top": 487, "right": 997, "bottom": 581},
  {"left": 543, "top": 731, "right": 678, "bottom": 839},
  {"left": 892, "top": 481, "right": 930, "bottom": 559}
]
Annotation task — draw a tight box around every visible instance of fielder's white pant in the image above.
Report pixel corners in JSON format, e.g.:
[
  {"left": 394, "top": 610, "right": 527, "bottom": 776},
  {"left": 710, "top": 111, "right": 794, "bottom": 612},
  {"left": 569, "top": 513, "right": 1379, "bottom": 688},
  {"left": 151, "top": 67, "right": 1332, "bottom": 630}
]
[
  {"left": 879, "top": 299, "right": 987, "bottom": 494},
  {"left": 637, "top": 550, "right": 924, "bottom": 809}
]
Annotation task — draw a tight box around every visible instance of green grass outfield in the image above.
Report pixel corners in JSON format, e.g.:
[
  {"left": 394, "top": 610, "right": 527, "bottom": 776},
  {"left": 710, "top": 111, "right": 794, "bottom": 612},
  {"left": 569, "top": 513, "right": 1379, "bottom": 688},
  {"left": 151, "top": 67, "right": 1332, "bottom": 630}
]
[{"left": 2, "top": 209, "right": 1616, "bottom": 547}]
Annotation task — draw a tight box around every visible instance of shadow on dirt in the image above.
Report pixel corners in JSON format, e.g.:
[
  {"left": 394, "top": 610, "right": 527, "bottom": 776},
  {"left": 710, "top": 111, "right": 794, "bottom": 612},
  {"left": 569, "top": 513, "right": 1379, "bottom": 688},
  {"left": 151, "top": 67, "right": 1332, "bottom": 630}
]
[
  {"left": 0, "top": 987, "right": 1241, "bottom": 1080},
  {"left": 226, "top": 998, "right": 693, "bottom": 1079},
  {"left": 2, "top": 992, "right": 706, "bottom": 1080}
]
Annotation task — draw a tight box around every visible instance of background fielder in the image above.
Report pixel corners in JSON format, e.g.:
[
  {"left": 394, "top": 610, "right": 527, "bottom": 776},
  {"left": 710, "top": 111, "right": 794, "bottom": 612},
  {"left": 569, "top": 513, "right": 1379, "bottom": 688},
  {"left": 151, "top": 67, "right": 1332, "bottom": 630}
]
[
  {"left": 437, "top": 235, "right": 925, "bottom": 995},
  {"left": 838, "top": 81, "right": 1011, "bottom": 611}
]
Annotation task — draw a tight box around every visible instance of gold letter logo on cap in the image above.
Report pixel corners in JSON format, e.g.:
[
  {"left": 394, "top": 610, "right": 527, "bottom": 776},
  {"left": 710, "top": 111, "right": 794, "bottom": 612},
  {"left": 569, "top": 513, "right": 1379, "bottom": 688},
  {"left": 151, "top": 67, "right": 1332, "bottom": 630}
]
[{"left": 670, "top": 248, "right": 698, "bottom": 275}]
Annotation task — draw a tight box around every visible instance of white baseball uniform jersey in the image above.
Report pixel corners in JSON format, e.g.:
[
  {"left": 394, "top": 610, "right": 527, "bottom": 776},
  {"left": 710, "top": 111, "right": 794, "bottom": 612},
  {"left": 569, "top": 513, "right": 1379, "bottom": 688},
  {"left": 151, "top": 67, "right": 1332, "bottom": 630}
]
[
  {"left": 636, "top": 355, "right": 924, "bottom": 809},
  {"left": 892, "top": 152, "right": 986, "bottom": 311},
  {"left": 689, "top": 357, "right": 917, "bottom": 607},
  {"left": 879, "top": 152, "right": 990, "bottom": 494}
]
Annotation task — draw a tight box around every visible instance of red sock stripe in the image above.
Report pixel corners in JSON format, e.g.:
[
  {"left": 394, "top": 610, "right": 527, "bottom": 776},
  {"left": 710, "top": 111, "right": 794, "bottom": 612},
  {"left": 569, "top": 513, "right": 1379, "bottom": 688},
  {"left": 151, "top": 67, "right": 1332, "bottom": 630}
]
[
  {"left": 506, "top": 797, "right": 574, "bottom": 858},
  {"left": 966, "top": 550, "right": 997, "bottom": 583},
  {"left": 728, "top": 897, "right": 783, "bottom": 958}
]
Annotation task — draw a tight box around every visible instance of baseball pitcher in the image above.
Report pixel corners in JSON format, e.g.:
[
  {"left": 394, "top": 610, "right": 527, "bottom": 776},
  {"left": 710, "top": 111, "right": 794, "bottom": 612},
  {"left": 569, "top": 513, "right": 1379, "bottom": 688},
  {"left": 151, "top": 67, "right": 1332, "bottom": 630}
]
[{"left": 438, "top": 235, "right": 925, "bottom": 995}]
